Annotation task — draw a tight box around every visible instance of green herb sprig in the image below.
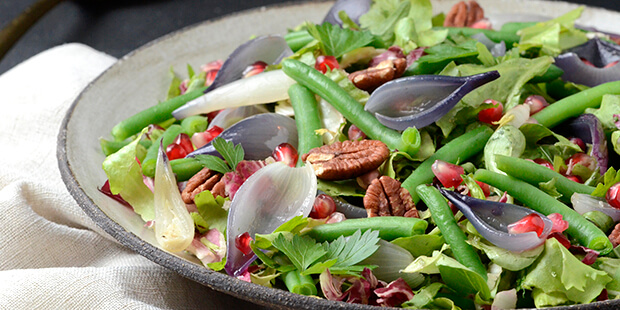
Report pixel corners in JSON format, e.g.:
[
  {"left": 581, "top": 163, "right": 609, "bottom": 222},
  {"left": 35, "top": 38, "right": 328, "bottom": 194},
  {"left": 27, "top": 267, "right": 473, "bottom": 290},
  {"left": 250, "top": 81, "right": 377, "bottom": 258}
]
[{"left": 194, "top": 137, "right": 244, "bottom": 174}]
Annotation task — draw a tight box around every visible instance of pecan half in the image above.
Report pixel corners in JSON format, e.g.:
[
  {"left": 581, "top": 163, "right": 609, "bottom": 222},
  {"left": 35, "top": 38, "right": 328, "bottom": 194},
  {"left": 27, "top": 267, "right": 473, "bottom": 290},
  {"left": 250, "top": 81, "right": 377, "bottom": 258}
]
[
  {"left": 348, "top": 58, "right": 407, "bottom": 92},
  {"left": 302, "top": 140, "right": 390, "bottom": 180},
  {"left": 181, "top": 168, "right": 223, "bottom": 203},
  {"left": 609, "top": 223, "right": 620, "bottom": 247},
  {"left": 444, "top": 1, "right": 485, "bottom": 27},
  {"left": 364, "top": 176, "right": 419, "bottom": 218}
]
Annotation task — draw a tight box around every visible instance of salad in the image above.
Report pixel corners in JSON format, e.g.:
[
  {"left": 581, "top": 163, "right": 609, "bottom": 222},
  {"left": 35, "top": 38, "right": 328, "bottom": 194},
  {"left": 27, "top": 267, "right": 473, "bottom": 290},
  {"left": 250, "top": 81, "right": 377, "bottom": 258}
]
[{"left": 99, "top": 0, "right": 620, "bottom": 308}]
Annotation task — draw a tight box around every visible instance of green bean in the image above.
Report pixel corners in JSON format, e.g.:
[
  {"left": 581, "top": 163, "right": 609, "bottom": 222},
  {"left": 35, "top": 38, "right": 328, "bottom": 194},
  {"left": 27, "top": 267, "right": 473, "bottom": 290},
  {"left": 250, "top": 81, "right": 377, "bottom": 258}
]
[
  {"left": 284, "top": 30, "right": 314, "bottom": 52},
  {"left": 100, "top": 138, "right": 152, "bottom": 156},
  {"left": 281, "top": 58, "right": 419, "bottom": 156},
  {"left": 170, "top": 157, "right": 203, "bottom": 181},
  {"left": 307, "top": 217, "right": 428, "bottom": 242},
  {"left": 180, "top": 115, "right": 208, "bottom": 137},
  {"left": 142, "top": 124, "right": 183, "bottom": 177},
  {"left": 416, "top": 185, "right": 487, "bottom": 279},
  {"left": 402, "top": 126, "right": 493, "bottom": 203},
  {"left": 288, "top": 83, "right": 323, "bottom": 166},
  {"left": 583, "top": 211, "right": 614, "bottom": 233},
  {"left": 532, "top": 81, "right": 620, "bottom": 128},
  {"left": 474, "top": 169, "right": 613, "bottom": 254},
  {"left": 494, "top": 155, "right": 595, "bottom": 198},
  {"left": 284, "top": 270, "right": 317, "bottom": 296},
  {"left": 434, "top": 27, "right": 521, "bottom": 46},
  {"left": 528, "top": 64, "right": 563, "bottom": 84},
  {"left": 111, "top": 87, "right": 207, "bottom": 141}
]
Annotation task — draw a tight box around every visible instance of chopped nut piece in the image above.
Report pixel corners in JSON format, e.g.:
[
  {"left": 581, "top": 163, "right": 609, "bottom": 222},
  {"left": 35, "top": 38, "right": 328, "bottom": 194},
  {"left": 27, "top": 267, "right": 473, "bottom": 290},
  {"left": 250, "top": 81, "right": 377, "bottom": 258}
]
[
  {"left": 181, "top": 168, "right": 222, "bottom": 203},
  {"left": 302, "top": 140, "right": 390, "bottom": 180},
  {"left": 444, "top": 1, "right": 485, "bottom": 27},
  {"left": 610, "top": 223, "right": 620, "bottom": 247},
  {"left": 364, "top": 176, "right": 419, "bottom": 218},
  {"left": 348, "top": 58, "right": 407, "bottom": 92}
]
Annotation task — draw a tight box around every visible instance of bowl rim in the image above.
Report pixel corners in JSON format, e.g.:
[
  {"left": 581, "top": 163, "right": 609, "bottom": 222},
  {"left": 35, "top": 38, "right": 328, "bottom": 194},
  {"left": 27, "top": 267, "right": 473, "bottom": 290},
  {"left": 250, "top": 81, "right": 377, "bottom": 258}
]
[{"left": 56, "top": 1, "right": 620, "bottom": 309}]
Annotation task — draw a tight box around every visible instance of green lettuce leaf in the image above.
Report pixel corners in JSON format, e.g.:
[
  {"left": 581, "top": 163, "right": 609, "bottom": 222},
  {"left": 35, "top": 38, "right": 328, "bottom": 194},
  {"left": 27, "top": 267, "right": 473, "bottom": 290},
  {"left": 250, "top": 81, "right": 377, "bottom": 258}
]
[
  {"left": 436, "top": 254, "right": 491, "bottom": 301},
  {"left": 391, "top": 234, "right": 444, "bottom": 257},
  {"left": 585, "top": 94, "right": 620, "bottom": 132},
  {"left": 193, "top": 190, "right": 229, "bottom": 233},
  {"left": 613, "top": 131, "right": 620, "bottom": 156},
  {"left": 592, "top": 257, "right": 620, "bottom": 293},
  {"left": 591, "top": 167, "right": 620, "bottom": 197},
  {"left": 102, "top": 129, "right": 154, "bottom": 221},
  {"left": 521, "top": 238, "right": 612, "bottom": 307},
  {"left": 436, "top": 56, "right": 553, "bottom": 136},
  {"left": 517, "top": 7, "right": 588, "bottom": 57},
  {"left": 469, "top": 236, "right": 543, "bottom": 271},
  {"left": 359, "top": 0, "right": 411, "bottom": 44},
  {"left": 402, "top": 283, "right": 460, "bottom": 310},
  {"left": 166, "top": 66, "right": 182, "bottom": 100},
  {"left": 405, "top": 39, "right": 479, "bottom": 76},
  {"left": 306, "top": 22, "right": 375, "bottom": 59}
]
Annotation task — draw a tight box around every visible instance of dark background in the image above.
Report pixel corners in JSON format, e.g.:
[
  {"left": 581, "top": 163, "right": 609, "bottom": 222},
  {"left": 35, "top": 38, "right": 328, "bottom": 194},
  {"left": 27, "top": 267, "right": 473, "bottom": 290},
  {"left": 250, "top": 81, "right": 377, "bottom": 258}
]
[{"left": 1, "top": 0, "right": 619, "bottom": 74}]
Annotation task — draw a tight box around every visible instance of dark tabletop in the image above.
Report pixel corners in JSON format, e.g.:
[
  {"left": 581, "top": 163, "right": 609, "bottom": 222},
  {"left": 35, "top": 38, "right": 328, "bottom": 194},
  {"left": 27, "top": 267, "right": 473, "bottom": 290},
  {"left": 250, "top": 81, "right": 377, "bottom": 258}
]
[{"left": 0, "top": 0, "right": 618, "bottom": 75}]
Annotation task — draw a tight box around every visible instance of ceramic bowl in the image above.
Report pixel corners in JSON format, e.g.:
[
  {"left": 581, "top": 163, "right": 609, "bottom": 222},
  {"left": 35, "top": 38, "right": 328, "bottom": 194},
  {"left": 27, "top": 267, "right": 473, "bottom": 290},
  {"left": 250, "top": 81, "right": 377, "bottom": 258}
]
[{"left": 58, "top": 1, "right": 620, "bottom": 309}]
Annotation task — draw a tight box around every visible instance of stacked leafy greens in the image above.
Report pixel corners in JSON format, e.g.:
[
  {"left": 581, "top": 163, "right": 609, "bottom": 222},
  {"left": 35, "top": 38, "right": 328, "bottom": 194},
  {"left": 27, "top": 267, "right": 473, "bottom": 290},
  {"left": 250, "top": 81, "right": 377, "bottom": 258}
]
[{"left": 100, "top": 0, "right": 620, "bottom": 309}]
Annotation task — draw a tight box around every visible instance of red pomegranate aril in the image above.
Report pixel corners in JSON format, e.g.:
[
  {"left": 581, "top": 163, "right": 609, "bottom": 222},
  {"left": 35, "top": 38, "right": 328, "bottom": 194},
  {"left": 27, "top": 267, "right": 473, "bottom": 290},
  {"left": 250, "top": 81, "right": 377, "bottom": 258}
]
[
  {"left": 523, "top": 95, "right": 549, "bottom": 115},
  {"left": 242, "top": 61, "right": 268, "bottom": 78},
  {"left": 475, "top": 181, "right": 490, "bottom": 197},
  {"left": 166, "top": 143, "right": 188, "bottom": 160},
  {"left": 581, "top": 58, "right": 595, "bottom": 67},
  {"left": 566, "top": 175, "right": 582, "bottom": 183},
  {"left": 548, "top": 232, "right": 571, "bottom": 249},
  {"left": 431, "top": 160, "right": 464, "bottom": 188},
  {"left": 478, "top": 99, "right": 503, "bottom": 124},
  {"left": 565, "top": 152, "right": 597, "bottom": 175},
  {"left": 604, "top": 61, "right": 619, "bottom": 68},
  {"left": 201, "top": 60, "right": 223, "bottom": 87},
  {"left": 469, "top": 18, "right": 492, "bottom": 29},
  {"left": 547, "top": 213, "right": 569, "bottom": 233},
  {"left": 191, "top": 126, "right": 224, "bottom": 149},
  {"left": 533, "top": 158, "right": 554, "bottom": 170},
  {"left": 315, "top": 55, "right": 340, "bottom": 73},
  {"left": 272, "top": 143, "right": 298, "bottom": 167},
  {"left": 235, "top": 232, "right": 253, "bottom": 255},
  {"left": 310, "top": 194, "right": 337, "bottom": 219},
  {"left": 348, "top": 124, "right": 367, "bottom": 141},
  {"left": 606, "top": 182, "right": 620, "bottom": 209},
  {"left": 569, "top": 137, "right": 587, "bottom": 152},
  {"left": 206, "top": 110, "right": 221, "bottom": 123},
  {"left": 176, "top": 133, "right": 194, "bottom": 153},
  {"left": 507, "top": 213, "right": 545, "bottom": 237}
]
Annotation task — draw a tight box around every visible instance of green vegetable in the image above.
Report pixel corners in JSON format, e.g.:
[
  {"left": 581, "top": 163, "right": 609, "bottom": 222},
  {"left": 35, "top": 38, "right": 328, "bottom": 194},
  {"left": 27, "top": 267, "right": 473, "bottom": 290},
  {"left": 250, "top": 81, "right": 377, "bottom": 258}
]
[
  {"left": 436, "top": 26, "right": 521, "bottom": 46},
  {"left": 102, "top": 129, "right": 154, "bottom": 221},
  {"left": 402, "top": 125, "right": 493, "bottom": 203},
  {"left": 283, "top": 270, "right": 316, "bottom": 295},
  {"left": 306, "top": 23, "right": 374, "bottom": 58},
  {"left": 591, "top": 167, "right": 620, "bottom": 197},
  {"left": 180, "top": 115, "right": 208, "bottom": 137},
  {"left": 288, "top": 83, "right": 323, "bottom": 166},
  {"left": 193, "top": 137, "right": 245, "bottom": 174},
  {"left": 169, "top": 157, "right": 203, "bottom": 181},
  {"left": 307, "top": 217, "right": 428, "bottom": 242},
  {"left": 474, "top": 169, "right": 613, "bottom": 254},
  {"left": 521, "top": 238, "right": 611, "bottom": 307},
  {"left": 532, "top": 80, "right": 620, "bottom": 128},
  {"left": 483, "top": 125, "right": 526, "bottom": 173},
  {"left": 142, "top": 124, "right": 184, "bottom": 178},
  {"left": 272, "top": 233, "right": 327, "bottom": 272},
  {"left": 528, "top": 64, "right": 564, "bottom": 84},
  {"left": 469, "top": 236, "right": 543, "bottom": 271},
  {"left": 391, "top": 234, "right": 444, "bottom": 257},
  {"left": 192, "top": 190, "right": 228, "bottom": 233},
  {"left": 585, "top": 94, "right": 620, "bottom": 132},
  {"left": 494, "top": 155, "right": 595, "bottom": 198},
  {"left": 284, "top": 30, "right": 315, "bottom": 52},
  {"left": 582, "top": 211, "right": 614, "bottom": 233},
  {"left": 416, "top": 185, "right": 487, "bottom": 280},
  {"left": 100, "top": 138, "right": 152, "bottom": 156},
  {"left": 405, "top": 39, "right": 478, "bottom": 76},
  {"left": 281, "top": 58, "right": 419, "bottom": 156},
  {"left": 111, "top": 87, "right": 207, "bottom": 141}
]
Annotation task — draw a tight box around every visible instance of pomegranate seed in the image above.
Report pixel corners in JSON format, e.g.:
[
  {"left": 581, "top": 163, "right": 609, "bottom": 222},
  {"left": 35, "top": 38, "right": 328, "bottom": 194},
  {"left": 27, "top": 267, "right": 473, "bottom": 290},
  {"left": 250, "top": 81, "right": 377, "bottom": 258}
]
[
  {"left": 547, "top": 213, "right": 569, "bottom": 233},
  {"left": 469, "top": 18, "right": 492, "bottom": 29},
  {"left": 604, "top": 61, "right": 619, "bottom": 68},
  {"left": 206, "top": 110, "right": 221, "bottom": 123},
  {"left": 566, "top": 175, "right": 582, "bottom": 183},
  {"left": 191, "top": 126, "right": 224, "bottom": 149},
  {"left": 242, "top": 61, "right": 268, "bottom": 78},
  {"left": 325, "top": 211, "right": 346, "bottom": 224},
  {"left": 478, "top": 99, "right": 503, "bottom": 124},
  {"left": 315, "top": 55, "right": 340, "bottom": 73},
  {"left": 235, "top": 232, "right": 253, "bottom": 255},
  {"left": 348, "top": 124, "right": 367, "bottom": 141},
  {"left": 523, "top": 95, "right": 548, "bottom": 115},
  {"left": 565, "top": 152, "right": 596, "bottom": 175},
  {"left": 569, "top": 137, "right": 587, "bottom": 152},
  {"left": 431, "top": 160, "right": 464, "bottom": 188},
  {"left": 179, "top": 79, "right": 189, "bottom": 94},
  {"left": 201, "top": 60, "right": 223, "bottom": 87},
  {"left": 581, "top": 58, "right": 596, "bottom": 67},
  {"left": 272, "top": 143, "right": 298, "bottom": 167},
  {"left": 548, "top": 232, "right": 571, "bottom": 249},
  {"left": 177, "top": 133, "right": 194, "bottom": 153},
  {"left": 606, "top": 182, "right": 620, "bottom": 209},
  {"left": 475, "top": 181, "right": 491, "bottom": 197},
  {"left": 166, "top": 144, "right": 188, "bottom": 160},
  {"left": 309, "top": 194, "right": 337, "bottom": 219},
  {"left": 533, "top": 158, "right": 554, "bottom": 170},
  {"left": 507, "top": 213, "right": 545, "bottom": 237}
]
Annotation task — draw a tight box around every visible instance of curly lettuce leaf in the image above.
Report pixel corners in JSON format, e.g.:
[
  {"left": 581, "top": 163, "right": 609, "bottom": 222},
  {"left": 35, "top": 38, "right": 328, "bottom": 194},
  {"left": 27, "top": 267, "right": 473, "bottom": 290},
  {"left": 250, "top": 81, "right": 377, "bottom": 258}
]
[
  {"left": 469, "top": 236, "right": 543, "bottom": 271},
  {"left": 520, "top": 238, "right": 611, "bottom": 307},
  {"left": 102, "top": 129, "right": 154, "bottom": 221},
  {"left": 192, "top": 190, "right": 229, "bottom": 233},
  {"left": 585, "top": 94, "right": 620, "bottom": 132},
  {"left": 359, "top": 0, "right": 410, "bottom": 44}
]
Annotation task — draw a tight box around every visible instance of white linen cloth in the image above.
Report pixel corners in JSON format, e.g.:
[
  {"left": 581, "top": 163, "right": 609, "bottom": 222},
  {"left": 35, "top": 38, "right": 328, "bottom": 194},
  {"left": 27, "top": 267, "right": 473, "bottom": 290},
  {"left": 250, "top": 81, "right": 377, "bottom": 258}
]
[{"left": 0, "top": 43, "right": 251, "bottom": 309}]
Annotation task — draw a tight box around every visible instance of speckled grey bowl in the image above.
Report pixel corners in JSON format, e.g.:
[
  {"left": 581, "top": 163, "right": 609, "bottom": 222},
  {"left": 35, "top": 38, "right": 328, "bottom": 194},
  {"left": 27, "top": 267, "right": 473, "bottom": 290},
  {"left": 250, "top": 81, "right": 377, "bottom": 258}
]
[{"left": 58, "top": 1, "right": 620, "bottom": 309}]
